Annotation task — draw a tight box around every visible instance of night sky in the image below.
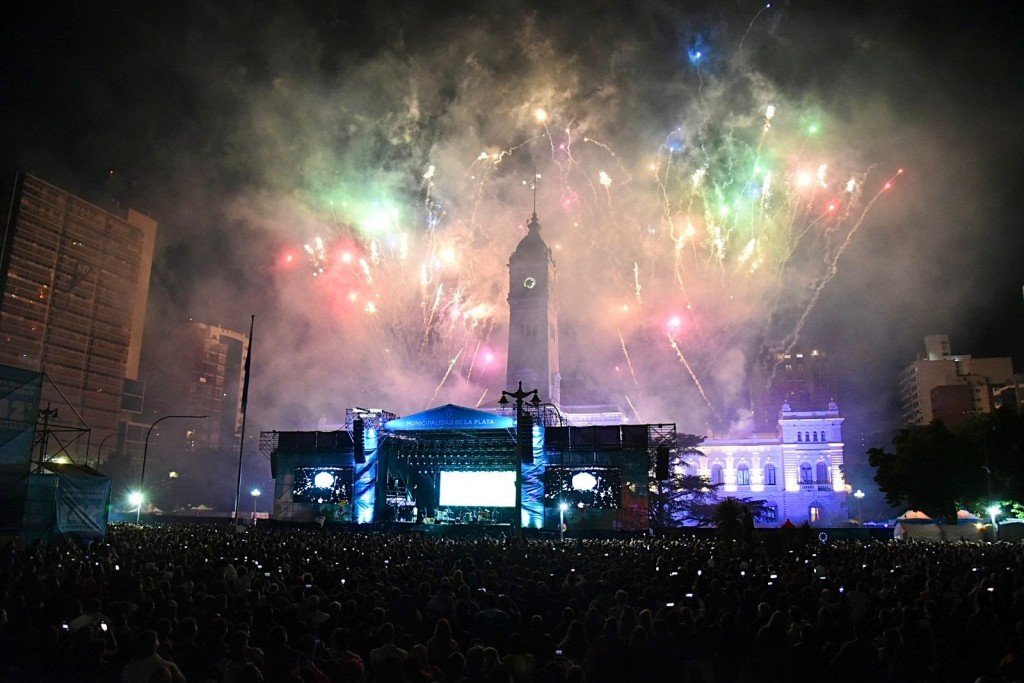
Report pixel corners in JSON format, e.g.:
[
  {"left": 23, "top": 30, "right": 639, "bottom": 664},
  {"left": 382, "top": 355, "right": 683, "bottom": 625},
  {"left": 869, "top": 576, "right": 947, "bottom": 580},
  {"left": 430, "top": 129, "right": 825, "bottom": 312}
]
[{"left": 3, "top": 0, "right": 1024, "bottom": 469}]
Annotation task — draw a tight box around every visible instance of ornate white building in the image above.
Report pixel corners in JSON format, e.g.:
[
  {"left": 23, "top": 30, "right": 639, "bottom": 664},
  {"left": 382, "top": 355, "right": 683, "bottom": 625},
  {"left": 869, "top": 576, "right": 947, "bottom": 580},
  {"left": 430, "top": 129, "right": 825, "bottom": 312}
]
[{"left": 694, "top": 401, "right": 848, "bottom": 526}]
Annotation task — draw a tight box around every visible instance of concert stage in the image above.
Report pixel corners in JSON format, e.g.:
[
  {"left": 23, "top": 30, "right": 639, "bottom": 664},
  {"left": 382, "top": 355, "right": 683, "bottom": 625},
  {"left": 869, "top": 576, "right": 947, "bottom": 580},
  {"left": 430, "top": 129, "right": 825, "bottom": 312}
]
[{"left": 262, "top": 404, "right": 676, "bottom": 534}]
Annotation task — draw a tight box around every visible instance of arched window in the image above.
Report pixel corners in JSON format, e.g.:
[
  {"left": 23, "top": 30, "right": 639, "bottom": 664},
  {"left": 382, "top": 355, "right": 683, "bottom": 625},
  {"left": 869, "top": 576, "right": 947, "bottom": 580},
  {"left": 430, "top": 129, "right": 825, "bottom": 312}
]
[
  {"left": 812, "top": 432, "right": 818, "bottom": 442},
  {"left": 804, "top": 432, "right": 811, "bottom": 442},
  {"left": 764, "top": 464, "right": 777, "bottom": 486},
  {"left": 809, "top": 503, "right": 823, "bottom": 524},
  {"left": 799, "top": 463, "right": 813, "bottom": 484},
  {"left": 816, "top": 461, "right": 830, "bottom": 483},
  {"left": 737, "top": 463, "right": 750, "bottom": 486},
  {"left": 711, "top": 464, "right": 724, "bottom": 485},
  {"left": 820, "top": 431, "right": 827, "bottom": 442},
  {"left": 797, "top": 432, "right": 803, "bottom": 443}
]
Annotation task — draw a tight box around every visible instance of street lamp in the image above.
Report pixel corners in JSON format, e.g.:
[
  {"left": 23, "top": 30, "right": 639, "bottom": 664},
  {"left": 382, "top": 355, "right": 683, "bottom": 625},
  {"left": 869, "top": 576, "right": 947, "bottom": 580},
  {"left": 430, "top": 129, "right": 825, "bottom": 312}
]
[
  {"left": 129, "top": 491, "right": 143, "bottom": 524},
  {"left": 559, "top": 502, "right": 568, "bottom": 541},
  {"left": 92, "top": 433, "right": 117, "bottom": 470},
  {"left": 853, "top": 489, "right": 865, "bottom": 522},
  {"left": 988, "top": 504, "right": 1001, "bottom": 542},
  {"left": 139, "top": 415, "right": 208, "bottom": 512},
  {"left": 251, "top": 488, "right": 261, "bottom": 523},
  {"left": 499, "top": 381, "right": 541, "bottom": 539}
]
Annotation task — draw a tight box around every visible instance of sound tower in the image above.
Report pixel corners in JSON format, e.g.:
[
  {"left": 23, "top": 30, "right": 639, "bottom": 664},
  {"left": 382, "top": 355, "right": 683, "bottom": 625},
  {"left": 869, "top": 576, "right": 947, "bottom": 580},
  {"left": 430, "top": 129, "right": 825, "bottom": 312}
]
[
  {"left": 517, "top": 413, "right": 534, "bottom": 464},
  {"left": 655, "top": 446, "right": 670, "bottom": 480},
  {"left": 353, "top": 418, "right": 365, "bottom": 464}
]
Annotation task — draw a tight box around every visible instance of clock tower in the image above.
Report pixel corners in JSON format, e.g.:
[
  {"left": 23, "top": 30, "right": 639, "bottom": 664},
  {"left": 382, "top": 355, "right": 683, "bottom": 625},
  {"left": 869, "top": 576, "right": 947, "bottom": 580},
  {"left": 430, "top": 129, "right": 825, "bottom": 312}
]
[{"left": 506, "top": 211, "right": 560, "bottom": 404}]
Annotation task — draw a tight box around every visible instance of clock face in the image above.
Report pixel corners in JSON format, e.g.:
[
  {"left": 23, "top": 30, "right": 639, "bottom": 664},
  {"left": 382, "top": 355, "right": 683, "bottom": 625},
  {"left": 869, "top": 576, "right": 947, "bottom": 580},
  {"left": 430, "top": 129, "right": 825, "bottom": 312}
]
[{"left": 523, "top": 276, "right": 537, "bottom": 289}]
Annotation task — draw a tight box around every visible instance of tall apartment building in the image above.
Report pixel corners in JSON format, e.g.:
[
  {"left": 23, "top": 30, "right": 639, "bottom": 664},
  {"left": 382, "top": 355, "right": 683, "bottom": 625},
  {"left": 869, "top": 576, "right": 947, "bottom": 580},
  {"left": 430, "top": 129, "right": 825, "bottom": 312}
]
[
  {"left": 182, "top": 322, "right": 247, "bottom": 452},
  {"left": 0, "top": 173, "right": 156, "bottom": 465},
  {"left": 900, "top": 334, "right": 1015, "bottom": 426},
  {"left": 750, "top": 348, "right": 838, "bottom": 432},
  {"left": 143, "top": 321, "right": 249, "bottom": 453}
]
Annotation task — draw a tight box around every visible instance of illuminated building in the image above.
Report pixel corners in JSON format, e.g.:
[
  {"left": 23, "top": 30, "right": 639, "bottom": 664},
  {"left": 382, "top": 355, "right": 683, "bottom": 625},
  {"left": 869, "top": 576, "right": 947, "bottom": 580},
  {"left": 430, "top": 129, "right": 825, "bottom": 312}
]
[
  {"left": 0, "top": 173, "right": 156, "bottom": 464},
  {"left": 505, "top": 210, "right": 624, "bottom": 425},
  {"left": 697, "top": 401, "right": 848, "bottom": 524},
  {"left": 900, "top": 334, "right": 1015, "bottom": 426},
  {"left": 506, "top": 211, "right": 561, "bottom": 405}
]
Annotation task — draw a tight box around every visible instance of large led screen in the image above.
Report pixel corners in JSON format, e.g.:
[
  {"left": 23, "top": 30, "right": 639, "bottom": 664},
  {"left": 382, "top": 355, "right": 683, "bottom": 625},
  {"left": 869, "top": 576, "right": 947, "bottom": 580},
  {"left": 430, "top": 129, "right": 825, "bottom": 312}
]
[
  {"left": 292, "top": 467, "right": 353, "bottom": 504},
  {"left": 438, "top": 471, "right": 515, "bottom": 507},
  {"left": 543, "top": 466, "right": 621, "bottom": 509}
]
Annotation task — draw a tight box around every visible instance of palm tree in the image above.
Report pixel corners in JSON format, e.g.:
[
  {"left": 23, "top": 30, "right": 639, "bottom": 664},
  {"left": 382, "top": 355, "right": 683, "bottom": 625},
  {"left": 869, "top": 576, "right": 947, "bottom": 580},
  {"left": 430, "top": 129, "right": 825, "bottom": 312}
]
[{"left": 712, "top": 497, "right": 749, "bottom": 540}]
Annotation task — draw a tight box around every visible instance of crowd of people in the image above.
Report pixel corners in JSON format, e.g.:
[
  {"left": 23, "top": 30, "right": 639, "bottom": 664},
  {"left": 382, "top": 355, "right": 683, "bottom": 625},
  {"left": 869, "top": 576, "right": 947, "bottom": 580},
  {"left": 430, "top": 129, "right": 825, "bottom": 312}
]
[{"left": 1, "top": 522, "right": 1023, "bottom": 682}]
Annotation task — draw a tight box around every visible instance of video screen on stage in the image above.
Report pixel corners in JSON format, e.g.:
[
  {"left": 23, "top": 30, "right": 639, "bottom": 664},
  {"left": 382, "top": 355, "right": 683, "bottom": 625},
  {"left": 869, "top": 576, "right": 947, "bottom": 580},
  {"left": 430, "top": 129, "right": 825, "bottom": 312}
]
[
  {"left": 439, "top": 471, "right": 515, "bottom": 507},
  {"left": 544, "top": 466, "right": 621, "bottom": 509},
  {"left": 292, "top": 467, "right": 353, "bottom": 504}
]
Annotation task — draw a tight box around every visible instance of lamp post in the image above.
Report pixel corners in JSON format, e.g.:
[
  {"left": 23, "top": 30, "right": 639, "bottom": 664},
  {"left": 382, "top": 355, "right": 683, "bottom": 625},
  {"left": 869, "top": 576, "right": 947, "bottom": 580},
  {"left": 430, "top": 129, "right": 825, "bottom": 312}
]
[
  {"left": 129, "top": 491, "right": 143, "bottom": 524},
  {"left": 499, "top": 381, "right": 541, "bottom": 539},
  {"left": 988, "top": 504, "right": 1001, "bottom": 542},
  {"left": 559, "top": 502, "right": 568, "bottom": 541},
  {"left": 92, "top": 432, "right": 117, "bottom": 470},
  {"left": 853, "top": 489, "right": 865, "bottom": 522},
  {"left": 251, "top": 488, "right": 261, "bottom": 523},
  {"left": 139, "top": 415, "right": 208, "bottom": 516}
]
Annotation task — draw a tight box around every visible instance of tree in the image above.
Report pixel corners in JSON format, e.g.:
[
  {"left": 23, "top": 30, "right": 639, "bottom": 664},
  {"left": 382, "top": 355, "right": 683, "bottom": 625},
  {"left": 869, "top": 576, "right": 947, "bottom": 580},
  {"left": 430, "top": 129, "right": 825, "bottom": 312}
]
[
  {"left": 649, "top": 433, "right": 723, "bottom": 527},
  {"left": 955, "top": 408, "right": 1024, "bottom": 510},
  {"left": 711, "top": 496, "right": 775, "bottom": 539},
  {"left": 868, "top": 419, "right": 981, "bottom": 523}
]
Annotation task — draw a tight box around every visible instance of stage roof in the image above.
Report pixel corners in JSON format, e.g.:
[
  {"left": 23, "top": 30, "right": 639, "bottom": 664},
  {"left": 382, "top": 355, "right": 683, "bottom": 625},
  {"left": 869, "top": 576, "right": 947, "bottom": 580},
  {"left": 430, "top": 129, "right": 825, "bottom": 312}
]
[{"left": 385, "top": 404, "right": 515, "bottom": 432}]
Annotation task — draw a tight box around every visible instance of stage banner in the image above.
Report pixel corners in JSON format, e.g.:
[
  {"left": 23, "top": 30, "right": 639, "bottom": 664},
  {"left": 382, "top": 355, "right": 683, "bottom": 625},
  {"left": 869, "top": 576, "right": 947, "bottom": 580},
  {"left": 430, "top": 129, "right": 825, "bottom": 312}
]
[
  {"left": 354, "top": 424, "right": 378, "bottom": 523},
  {"left": 385, "top": 404, "right": 514, "bottom": 431},
  {"left": 521, "top": 422, "right": 546, "bottom": 529},
  {"left": 21, "top": 473, "right": 56, "bottom": 536},
  {"left": 56, "top": 471, "right": 112, "bottom": 540},
  {"left": 0, "top": 366, "right": 42, "bottom": 470}
]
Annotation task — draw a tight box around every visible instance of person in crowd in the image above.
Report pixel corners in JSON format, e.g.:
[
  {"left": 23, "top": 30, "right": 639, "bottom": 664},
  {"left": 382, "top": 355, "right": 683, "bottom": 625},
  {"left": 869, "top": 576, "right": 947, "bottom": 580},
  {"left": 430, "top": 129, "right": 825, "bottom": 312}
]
[
  {"left": 6, "top": 522, "right": 1024, "bottom": 683},
  {"left": 119, "top": 629, "right": 186, "bottom": 683}
]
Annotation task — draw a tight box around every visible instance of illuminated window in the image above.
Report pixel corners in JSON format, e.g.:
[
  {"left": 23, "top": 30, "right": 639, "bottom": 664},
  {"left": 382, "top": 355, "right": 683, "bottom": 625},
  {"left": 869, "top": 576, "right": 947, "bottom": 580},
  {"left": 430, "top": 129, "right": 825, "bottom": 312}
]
[
  {"left": 809, "top": 504, "right": 822, "bottom": 523},
  {"left": 764, "top": 464, "right": 776, "bottom": 486},
  {"left": 737, "top": 464, "right": 750, "bottom": 486}
]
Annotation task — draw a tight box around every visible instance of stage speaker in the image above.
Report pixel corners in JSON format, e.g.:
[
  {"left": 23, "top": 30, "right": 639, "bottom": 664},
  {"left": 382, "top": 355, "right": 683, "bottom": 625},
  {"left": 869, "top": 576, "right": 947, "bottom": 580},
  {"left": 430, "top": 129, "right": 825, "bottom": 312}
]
[
  {"left": 655, "top": 446, "right": 670, "bottom": 480},
  {"left": 518, "top": 413, "right": 534, "bottom": 464},
  {"left": 353, "top": 418, "right": 365, "bottom": 464}
]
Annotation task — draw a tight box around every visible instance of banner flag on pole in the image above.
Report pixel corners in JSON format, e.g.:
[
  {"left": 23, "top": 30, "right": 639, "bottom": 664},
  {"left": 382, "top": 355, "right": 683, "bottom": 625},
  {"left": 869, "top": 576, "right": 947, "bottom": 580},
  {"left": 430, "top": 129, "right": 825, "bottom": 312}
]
[{"left": 241, "top": 315, "right": 254, "bottom": 415}]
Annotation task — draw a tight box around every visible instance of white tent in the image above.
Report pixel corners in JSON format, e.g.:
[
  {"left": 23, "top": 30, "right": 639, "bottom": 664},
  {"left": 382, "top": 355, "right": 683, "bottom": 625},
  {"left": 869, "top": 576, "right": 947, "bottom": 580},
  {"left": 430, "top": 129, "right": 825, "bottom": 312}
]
[
  {"left": 956, "top": 510, "right": 983, "bottom": 523},
  {"left": 896, "top": 510, "right": 932, "bottom": 521}
]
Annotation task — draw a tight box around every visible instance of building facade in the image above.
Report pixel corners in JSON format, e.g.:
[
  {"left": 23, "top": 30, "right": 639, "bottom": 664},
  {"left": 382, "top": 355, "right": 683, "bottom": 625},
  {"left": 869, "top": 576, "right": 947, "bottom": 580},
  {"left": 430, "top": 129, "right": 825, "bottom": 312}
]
[
  {"left": 900, "top": 334, "right": 1015, "bottom": 425},
  {"left": 694, "top": 401, "right": 848, "bottom": 525},
  {"left": 178, "top": 322, "right": 248, "bottom": 451},
  {"left": 506, "top": 212, "right": 561, "bottom": 405},
  {"left": 0, "top": 173, "right": 156, "bottom": 465}
]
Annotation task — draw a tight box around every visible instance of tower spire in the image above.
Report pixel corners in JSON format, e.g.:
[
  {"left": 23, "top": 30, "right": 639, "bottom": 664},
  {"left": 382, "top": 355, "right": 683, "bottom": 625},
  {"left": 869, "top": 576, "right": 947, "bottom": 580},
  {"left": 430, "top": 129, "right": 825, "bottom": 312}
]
[{"left": 531, "top": 169, "right": 539, "bottom": 220}]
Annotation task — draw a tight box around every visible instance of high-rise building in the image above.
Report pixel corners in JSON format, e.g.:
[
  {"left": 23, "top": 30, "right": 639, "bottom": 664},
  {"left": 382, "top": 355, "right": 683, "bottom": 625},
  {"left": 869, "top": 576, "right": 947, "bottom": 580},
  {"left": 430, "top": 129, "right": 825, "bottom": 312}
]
[
  {"left": 0, "top": 173, "right": 156, "bottom": 464},
  {"left": 146, "top": 321, "right": 248, "bottom": 452},
  {"left": 751, "top": 347, "right": 838, "bottom": 432},
  {"left": 900, "top": 334, "right": 1015, "bottom": 425}
]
